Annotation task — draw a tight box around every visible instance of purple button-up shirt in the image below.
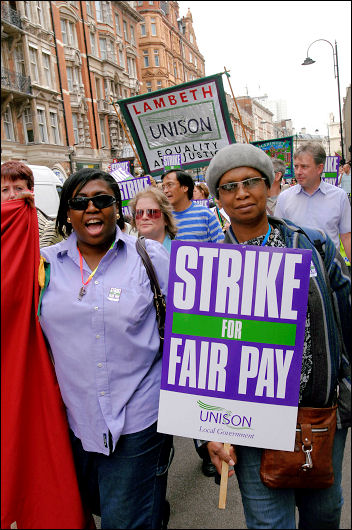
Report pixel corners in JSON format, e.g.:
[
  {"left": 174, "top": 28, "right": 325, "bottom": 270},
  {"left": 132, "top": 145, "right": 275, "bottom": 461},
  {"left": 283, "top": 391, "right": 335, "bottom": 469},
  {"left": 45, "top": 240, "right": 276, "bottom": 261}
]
[{"left": 40, "top": 228, "right": 169, "bottom": 455}]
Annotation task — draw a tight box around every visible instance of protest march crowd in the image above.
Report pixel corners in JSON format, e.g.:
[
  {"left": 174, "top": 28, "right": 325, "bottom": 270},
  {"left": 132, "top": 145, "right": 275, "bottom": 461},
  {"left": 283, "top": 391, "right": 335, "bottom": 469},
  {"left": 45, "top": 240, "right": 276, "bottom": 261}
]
[{"left": 1, "top": 139, "right": 351, "bottom": 530}]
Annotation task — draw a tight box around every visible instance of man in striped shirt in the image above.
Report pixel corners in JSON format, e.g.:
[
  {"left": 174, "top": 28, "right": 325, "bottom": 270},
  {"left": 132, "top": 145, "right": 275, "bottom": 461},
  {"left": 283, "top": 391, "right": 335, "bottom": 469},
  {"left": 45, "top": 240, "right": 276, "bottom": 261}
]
[{"left": 161, "top": 170, "right": 224, "bottom": 243}]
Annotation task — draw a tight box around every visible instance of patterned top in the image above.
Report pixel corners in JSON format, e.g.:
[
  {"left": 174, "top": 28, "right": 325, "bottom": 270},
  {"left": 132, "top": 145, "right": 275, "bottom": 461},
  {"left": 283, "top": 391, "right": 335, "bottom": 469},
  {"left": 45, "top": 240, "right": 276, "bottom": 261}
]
[
  {"left": 228, "top": 225, "right": 312, "bottom": 403},
  {"left": 173, "top": 202, "right": 225, "bottom": 243}
]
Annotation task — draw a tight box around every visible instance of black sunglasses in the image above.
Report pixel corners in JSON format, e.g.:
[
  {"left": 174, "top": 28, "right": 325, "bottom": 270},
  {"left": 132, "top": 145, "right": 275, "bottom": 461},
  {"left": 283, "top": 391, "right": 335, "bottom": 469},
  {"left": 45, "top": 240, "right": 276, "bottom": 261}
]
[{"left": 68, "top": 194, "right": 117, "bottom": 211}]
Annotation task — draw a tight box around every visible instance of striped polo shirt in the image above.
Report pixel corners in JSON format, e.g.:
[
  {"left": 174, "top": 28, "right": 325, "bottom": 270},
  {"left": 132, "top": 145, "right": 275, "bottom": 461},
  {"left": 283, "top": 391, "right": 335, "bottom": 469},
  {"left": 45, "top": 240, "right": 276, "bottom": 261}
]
[{"left": 173, "top": 202, "right": 225, "bottom": 243}]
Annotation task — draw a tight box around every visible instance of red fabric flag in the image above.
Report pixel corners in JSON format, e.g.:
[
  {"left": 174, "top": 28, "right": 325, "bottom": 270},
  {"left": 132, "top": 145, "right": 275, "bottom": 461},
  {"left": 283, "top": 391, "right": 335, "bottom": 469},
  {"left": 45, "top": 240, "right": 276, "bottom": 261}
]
[{"left": 1, "top": 200, "right": 90, "bottom": 529}]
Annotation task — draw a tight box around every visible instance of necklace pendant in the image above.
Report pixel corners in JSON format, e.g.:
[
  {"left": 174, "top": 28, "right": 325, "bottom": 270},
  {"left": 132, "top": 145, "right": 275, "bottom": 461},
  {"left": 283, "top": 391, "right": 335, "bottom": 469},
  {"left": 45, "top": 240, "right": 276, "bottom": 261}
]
[{"left": 78, "top": 286, "right": 86, "bottom": 301}]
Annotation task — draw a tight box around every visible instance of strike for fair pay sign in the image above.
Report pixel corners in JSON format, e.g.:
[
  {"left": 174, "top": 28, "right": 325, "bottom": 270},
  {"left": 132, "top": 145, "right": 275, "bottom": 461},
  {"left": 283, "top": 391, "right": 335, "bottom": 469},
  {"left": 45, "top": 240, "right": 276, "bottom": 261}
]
[{"left": 158, "top": 242, "right": 312, "bottom": 451}]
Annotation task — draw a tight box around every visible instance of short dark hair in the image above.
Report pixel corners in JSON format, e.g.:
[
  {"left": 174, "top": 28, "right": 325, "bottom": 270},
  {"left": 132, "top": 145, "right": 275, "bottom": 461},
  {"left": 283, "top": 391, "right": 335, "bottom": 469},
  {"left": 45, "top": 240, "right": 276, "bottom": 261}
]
[
  {"left": 1, "top": 160, "right": 34, "bottom": 190},
  {"left": 161, "top": 169, "right": 194, "bottom": 200},
  {"left": 56, "top": 168, "right": 124, "bottom": 237}
]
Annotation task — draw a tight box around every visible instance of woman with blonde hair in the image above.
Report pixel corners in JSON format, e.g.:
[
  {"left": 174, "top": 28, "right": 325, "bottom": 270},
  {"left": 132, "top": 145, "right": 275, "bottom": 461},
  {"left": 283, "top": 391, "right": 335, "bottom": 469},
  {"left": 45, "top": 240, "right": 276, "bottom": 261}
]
[{"left": 129, "top": 187, "right": 177, "bottom": 252}]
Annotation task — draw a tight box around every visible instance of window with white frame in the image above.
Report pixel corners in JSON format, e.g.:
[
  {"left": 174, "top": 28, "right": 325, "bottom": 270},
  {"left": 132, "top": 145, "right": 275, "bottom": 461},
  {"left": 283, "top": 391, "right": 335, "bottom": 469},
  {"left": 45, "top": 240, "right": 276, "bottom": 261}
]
[
  {"left": 130, "top": 25, "right": 135, "bottom": 45},
  {"left": 23, "top": 107, "right": 34, "bottom": 143},
  {"left": 49, "top": 110, "right": 60, "bottom": 144},
  {"left": 189, "top": 51, "right": 192, "bottom": 64},
  {"left": 146, "top": 81, "right": 152, "bottom": 93},
  {"left": 140, "top": 23, "right": 146, "bottom": 36},
  {"left": 37, "top": 107, "right": 48, "bottom": 143},
  {"left": 194, "top": 56, "right": 197, "bottom": 68},
  {"left": 66, "top": 66, "right": 73, "bottom": 91},
  {"left": 86, "top": 1, "right": 92, "bottom": 16},
  {"left": 95, "top": 1, "right": 103, "bottom": 22},
  {"left": 154, "top": 49, "right": 159, "bottom": 67},
  {"left": 36, "top": 1, "right": 44, "bottom": 26},
  {"left": 95, "top": 76, "right": 102, "bottom": 99},
  {"left": 157, "top": 80, "right": 162, "bottom": 90},
  {"left": 118, "top": 49, "right": 125, "bottom": 68},
  {"left": 150, "top": 18, "right": 156, "bottom": 36},
  {"left": 24, "top": 1, "right": 31, "bottom": 19},
  {"left": 123, "top": 21, "right": 128, "bottom": 41},
  {"left": 190, "top": 33, "right": 194, "bottom": 44},
  {"left": 143, "top": 50, "right": 149, "bottom": 67},
  {"left": 173, "top": 61, "right": 177, "bottom": 78},
  {"left": 99, "top": 37, "right": 107, "bottom": 60},
  {"left": 14, "top": 44, "right": 26, "bottom": 76},
  {"left": 29, "top": 46, "right": 39, "bottom": 83},
  {"left": 99, "top": 116, "right": 106, "bottom": 146},
  {"left": 60, "top": 19, "right": 76, "bottom": 46},
  {"left": 42, "top": 52, "right": 51, "bottom": 87},
  {"left": 115, "top": 13, "right": 121, "bottom": 35},
  {"left": 72, "top": 113, "right": 79, "bottom": 144},
  {"left": 60, "top": 19, "right": 67, "bottom": 43},
  {"left": 90, "top": 32, "right": 96, "bottom": 55},
  {"left": 3, "top": 106, "right": 15, "bottom": 141}
]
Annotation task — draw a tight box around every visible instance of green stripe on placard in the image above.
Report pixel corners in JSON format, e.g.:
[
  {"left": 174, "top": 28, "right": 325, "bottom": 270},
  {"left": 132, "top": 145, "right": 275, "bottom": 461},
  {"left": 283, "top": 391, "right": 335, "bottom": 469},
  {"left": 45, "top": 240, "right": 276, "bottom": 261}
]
[
  {"left": 172, "top": 313, "right": 296, "bottom": 346},
  {"left": 121, "top": 199, "right": 130, "bottom": 207}
]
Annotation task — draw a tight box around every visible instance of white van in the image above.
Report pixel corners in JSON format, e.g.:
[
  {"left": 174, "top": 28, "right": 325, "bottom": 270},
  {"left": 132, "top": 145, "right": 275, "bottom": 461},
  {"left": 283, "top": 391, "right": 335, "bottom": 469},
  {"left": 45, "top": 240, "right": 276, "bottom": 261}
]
[{"left": 28, "top": 165, "right": 62, "bottom": 218}]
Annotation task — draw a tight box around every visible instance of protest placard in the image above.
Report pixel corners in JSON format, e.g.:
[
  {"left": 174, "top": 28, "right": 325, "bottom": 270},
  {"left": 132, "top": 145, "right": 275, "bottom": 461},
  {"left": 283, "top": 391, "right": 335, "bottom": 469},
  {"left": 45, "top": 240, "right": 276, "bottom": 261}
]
[
  {"left": 193, "top": 199, "right": 210, "bottom": 208},
  {"left": 158, "top": 241, "right": 312, "bottom": 451},
  {"left": 321, "top": 155, "right": 340, "bottom": 185},
  {"left": 163, "top": 154, "right": 182, "bottom": 171},
  {"left": 117, "top": 74, "right": 235, "bottom": 176},
  {"left": 112, "top": 176, "right": 151, "bottom": 216},
  {"left": 251, "top": 136, "right": 294, "bottom": 178}
]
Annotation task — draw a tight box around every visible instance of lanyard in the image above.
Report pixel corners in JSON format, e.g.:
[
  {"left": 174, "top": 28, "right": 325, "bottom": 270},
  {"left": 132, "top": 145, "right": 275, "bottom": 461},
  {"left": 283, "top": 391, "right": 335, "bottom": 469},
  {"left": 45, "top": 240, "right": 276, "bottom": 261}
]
[
  {"left": 77, "top": 241, "right": 114, "bottom": 300},
  {"left": 261, "top": 224, "right": 272, "bottom": 246}
]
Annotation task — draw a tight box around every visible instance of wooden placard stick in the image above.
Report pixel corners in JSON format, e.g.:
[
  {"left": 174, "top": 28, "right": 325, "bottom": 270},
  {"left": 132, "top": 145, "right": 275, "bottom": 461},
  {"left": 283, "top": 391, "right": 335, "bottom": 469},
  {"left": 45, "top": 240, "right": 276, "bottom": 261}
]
[
  {"left": 110, "top": 98, "right": 142, "bottom": 167},
  {"left": 218, "top": 443, "right": 231, "bottom": 509},
  {"left": 223, "top": 67, "right": 250, "bottom": 144}
]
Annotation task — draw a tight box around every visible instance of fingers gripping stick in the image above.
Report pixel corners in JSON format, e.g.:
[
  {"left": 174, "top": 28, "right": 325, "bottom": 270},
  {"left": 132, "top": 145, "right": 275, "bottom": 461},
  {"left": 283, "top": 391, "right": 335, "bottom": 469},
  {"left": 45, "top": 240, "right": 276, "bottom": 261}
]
[{"left": 218, "top": 443, "right": 231, "bottom": 509}]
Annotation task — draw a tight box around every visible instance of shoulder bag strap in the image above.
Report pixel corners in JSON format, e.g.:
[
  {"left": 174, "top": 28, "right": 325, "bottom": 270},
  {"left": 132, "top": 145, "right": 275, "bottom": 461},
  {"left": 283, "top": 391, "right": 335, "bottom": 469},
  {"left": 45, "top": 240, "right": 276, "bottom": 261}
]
[{"left": 136, "top": 237, "right": 166, "bottom": 353}]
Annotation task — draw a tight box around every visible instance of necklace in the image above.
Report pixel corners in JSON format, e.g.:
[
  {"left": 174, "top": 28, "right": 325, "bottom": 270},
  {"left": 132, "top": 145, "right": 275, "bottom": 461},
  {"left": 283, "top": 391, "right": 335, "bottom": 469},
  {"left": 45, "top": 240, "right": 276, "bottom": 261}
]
[{"left": 77, "top": 241, "right": 114, "bottom": 301}]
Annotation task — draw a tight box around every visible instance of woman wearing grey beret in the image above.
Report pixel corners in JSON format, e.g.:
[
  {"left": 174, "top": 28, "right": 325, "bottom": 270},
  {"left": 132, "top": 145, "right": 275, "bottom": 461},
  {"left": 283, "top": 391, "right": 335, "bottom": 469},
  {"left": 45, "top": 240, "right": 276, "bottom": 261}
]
[{"left": 202, "top": 143, "right": 350, "bottom": 529}]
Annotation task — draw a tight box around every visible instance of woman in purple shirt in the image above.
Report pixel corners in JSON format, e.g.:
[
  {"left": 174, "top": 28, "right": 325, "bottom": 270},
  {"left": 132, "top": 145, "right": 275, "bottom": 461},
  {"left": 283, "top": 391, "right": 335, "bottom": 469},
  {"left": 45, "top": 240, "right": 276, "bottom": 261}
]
[{"left": 39, "top": 168, "right": 172, "bottom": 529}]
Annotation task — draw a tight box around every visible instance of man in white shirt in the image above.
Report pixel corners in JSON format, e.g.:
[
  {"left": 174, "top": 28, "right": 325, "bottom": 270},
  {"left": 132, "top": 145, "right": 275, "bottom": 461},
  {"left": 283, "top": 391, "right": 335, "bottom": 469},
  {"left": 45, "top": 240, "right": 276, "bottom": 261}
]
[{"left": 274, "top": 142, "right": 351, "bottom": 263}]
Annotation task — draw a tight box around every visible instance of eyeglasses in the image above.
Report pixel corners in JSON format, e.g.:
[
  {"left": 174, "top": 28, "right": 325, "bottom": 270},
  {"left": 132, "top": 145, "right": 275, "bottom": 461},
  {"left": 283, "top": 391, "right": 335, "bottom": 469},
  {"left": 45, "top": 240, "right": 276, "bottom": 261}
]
[
  {"left": 68, "top": 194, "right": 116, "bottom": 210},
  {"left": 161, "top": 182, "right": 177, "bottom": 191},
  {"left": 217, "top": 177, "right": 266, "bottom": 193},
  {"left": 135, "top": 208, "right": 162, "bottom": 220}
]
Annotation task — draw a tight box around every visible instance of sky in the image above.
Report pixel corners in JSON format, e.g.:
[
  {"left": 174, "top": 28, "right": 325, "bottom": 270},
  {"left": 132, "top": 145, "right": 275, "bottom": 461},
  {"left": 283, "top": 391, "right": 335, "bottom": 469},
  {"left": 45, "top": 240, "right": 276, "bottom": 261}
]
[{"left": 178, "top": 1, "right": 351, "bottom": 136}]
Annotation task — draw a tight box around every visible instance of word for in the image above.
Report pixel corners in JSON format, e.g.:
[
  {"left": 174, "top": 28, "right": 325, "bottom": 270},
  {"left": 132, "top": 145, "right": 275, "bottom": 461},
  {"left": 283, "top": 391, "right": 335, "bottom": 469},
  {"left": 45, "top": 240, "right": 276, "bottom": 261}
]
[
  {"left": 118, "top": 177, "right": 150, "bottom": 201},
  {"left": 167, "top": 338, "right": 293, "bottom": 398},
  {"left": 132, "top": 85, "right": 214, "bottom": 114},
  {"left": 174, "top": 246, "right": 302, "bottom": 319},
  {"left": 221, "top": 319, "right": 242, "bottom": 339}
]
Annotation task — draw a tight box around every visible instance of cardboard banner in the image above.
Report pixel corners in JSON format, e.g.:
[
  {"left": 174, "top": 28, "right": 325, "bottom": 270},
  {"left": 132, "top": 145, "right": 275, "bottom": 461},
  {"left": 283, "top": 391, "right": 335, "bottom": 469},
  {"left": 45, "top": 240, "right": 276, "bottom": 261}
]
[
  {"left": 158, "top": 241, "right": 312, "bottom": 451},
  {"left": 111, "top": 175, "right": 151, "bottom": 216},
  {"left": 117, "top": 74, "right": 236, "bottom": 177},
  {"left": 251, "top": 136, "right": 294, "bottom": 179},
  {"left": 322, "top": 155, "right": 340, "bottom": 185}
]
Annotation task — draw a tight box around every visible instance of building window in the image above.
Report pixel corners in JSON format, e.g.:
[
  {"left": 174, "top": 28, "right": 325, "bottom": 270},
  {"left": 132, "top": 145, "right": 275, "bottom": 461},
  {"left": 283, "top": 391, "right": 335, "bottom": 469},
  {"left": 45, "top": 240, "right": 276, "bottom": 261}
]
[
  {"left": 157, "top": 80, "right": 162, "bottom": 90},
  {"left": 24, "top": 1, "right": 31, "bottom": 19},
  {"left": 146, "top": 81, "right": 152, "bottom": 93},
  {"left": 143, "top": 50, "right": 149, "bottom": 67},
  {"left": 3, "top": 106, "right": 15, "bottom": 141},
  {"left": 14, "top": 44, "right": 26, "bottom": 76},
  {"left": 86, "top": 1, "right": 92, "bottom": 16},
  {"left": 60, "top": 19, "right": 76, "bottom": 46},
  {"left": 90, "top": 32, "right": 96, "bottom": 55},
  {"left": 173, "top": 61, "right": 177, "bottom": 78},
  {"left": 130, "top": 25, "right": 135, "bottom": 45},
  {"left": 100, "top": 116, "right": 106, "bottom": 146},
  {"left": 42, "top": 52, "right": 51, "bottom": 86},
  {"left": 115, "top": 13, "right": 121, "bottom": 35},
  {"left": 66, "top": 66, "right": 73, "bottom": 91},
  {"left": 154, "top": 49, "right": 159, "bottom": 67},
  {"left": 36, "top": 1, "right": 43, "bottom": 26},
  {"left": 72, "top": 113, "right": 79, "bottom": 144},
  {"left": 37, "top": 108, "right": 48, "bottom": 143},
  {"left": 123, "top": 20, "right": 128, "bottom": 41},
  {"left": 95, "top": 76, "right": 102, "bottom": 99},
  {"left": 140, "top": 23, "right": 146, "bottom": 36},
  {"left": 23, "top": 107, "right": 34, "bottom": 143},
  {"left": 49, "top": 111, "right": 60, "bottom": 144},
  {"left": 150, "top": 18, "right": 156, "bottom": 36},
  {"left": 190, "top": 33, "right": 194, "bottom": 44},
  {"left": 149, "top": 1, "right": 154, "bottom": 4},
  {"left": 95, "top": 1, "right": 103, "bottom": 22},
  {"left": 118, "top": 49, "right": 125, "bottom": 68},
  {"left": 189, "top": 52, "right": 192, "bottom": 64},
  {"left": 99, "top": 37, "right": 107, "bottom": 60},
  {"left": 29, "top": 46, "right": 39, "bottom": 83},
  {"left": 194, "top": 56, "right": 197, "bottom": 68}
]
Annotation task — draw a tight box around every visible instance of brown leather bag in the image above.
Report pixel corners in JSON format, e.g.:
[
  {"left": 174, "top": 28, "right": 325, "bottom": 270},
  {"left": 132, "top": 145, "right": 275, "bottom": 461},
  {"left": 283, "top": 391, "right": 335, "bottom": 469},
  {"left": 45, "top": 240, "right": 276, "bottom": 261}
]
[{"left": 260, "top": 405, "right": 337, "bottom": 489}]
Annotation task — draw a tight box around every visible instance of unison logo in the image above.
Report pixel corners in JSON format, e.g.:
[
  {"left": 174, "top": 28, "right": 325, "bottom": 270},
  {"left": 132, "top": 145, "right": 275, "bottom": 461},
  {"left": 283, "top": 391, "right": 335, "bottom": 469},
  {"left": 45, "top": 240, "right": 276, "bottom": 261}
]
[{"left": 197, "top": 400, "right": 253, "bottom": 430}]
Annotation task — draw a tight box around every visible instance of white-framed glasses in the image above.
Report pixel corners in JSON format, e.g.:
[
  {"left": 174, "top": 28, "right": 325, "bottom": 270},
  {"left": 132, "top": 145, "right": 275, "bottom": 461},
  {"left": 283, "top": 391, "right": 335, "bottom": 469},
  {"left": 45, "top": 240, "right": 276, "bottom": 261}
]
[{"left": 218, "top": 177, "right": 266, "bottom": 193}]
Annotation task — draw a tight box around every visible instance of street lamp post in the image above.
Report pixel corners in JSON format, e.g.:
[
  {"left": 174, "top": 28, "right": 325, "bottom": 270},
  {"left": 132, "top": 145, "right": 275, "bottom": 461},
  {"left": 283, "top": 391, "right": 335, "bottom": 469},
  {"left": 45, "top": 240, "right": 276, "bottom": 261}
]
[{"left": 302, "top": 39, "right": 345, "bottom": 164}]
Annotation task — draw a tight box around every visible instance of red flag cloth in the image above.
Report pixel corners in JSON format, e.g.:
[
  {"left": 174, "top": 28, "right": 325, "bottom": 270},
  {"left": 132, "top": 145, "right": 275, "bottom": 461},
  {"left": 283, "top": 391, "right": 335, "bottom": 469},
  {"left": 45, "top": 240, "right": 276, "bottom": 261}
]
[{"left": 1, "top": 200, "right": 89, "bottom": 529}]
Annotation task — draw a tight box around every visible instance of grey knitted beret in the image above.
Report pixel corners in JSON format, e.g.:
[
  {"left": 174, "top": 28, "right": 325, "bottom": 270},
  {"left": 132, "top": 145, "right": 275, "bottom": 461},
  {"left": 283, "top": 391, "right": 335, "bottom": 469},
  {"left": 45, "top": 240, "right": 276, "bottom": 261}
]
[{"left": 205, "top": 143, "right": 274, "bottom": 197}]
